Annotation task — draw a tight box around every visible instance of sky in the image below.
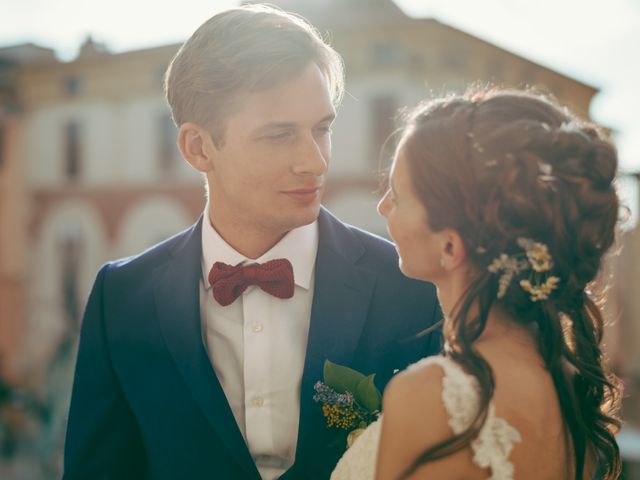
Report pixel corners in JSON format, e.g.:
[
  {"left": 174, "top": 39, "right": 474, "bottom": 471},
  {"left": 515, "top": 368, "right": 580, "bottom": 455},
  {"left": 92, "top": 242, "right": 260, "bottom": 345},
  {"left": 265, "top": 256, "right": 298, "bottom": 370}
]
[{"left": 1, "top": 0, "right": 639, "bottom": 211}]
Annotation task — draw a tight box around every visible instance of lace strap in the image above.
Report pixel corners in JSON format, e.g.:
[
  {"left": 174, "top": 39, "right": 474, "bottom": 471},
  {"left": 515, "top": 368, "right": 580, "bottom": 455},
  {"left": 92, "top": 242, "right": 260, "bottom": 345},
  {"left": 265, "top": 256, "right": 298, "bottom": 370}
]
[{"left": 406, "top": 355, "right": 522, "bottom": 480}]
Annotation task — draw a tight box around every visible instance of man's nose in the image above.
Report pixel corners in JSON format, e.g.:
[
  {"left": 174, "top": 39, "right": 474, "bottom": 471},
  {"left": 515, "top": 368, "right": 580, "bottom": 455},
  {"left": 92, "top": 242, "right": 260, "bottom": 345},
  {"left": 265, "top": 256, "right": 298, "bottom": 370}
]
[{"left": 293, "top": 135, "right": 329, "bottom": 176}]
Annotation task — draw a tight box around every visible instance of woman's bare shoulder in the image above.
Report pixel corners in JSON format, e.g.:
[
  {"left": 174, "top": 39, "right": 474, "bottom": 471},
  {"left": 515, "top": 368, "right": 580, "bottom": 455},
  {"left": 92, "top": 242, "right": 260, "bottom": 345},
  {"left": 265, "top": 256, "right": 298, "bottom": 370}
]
[{"left": 376, "top": 360, "right": 474, "bottom": 479}]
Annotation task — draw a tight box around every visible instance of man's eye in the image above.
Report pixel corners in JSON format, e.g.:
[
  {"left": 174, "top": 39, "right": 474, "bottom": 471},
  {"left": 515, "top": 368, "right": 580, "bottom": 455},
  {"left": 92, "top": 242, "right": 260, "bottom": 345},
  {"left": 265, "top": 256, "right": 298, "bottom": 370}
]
[
  {"left": 317, "top": 126, "right": 332, "bottom": 135},
  {"left": 266, "top": 132, "right": 293, "bottom": 141}
]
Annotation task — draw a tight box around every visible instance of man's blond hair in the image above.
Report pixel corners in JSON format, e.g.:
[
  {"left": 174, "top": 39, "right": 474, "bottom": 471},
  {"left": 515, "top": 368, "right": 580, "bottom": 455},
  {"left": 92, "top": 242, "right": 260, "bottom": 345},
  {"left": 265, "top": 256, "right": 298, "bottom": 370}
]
[{"left": 164, "top": 4, "right": 344, "bottom": 147}]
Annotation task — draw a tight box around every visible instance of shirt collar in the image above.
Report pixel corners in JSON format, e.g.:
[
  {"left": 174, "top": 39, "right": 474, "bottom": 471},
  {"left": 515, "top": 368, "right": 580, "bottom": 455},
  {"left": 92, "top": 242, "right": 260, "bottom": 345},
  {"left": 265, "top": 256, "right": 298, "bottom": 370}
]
[{"left": 201, "top": 208, "right": 318, "bottom": 291}]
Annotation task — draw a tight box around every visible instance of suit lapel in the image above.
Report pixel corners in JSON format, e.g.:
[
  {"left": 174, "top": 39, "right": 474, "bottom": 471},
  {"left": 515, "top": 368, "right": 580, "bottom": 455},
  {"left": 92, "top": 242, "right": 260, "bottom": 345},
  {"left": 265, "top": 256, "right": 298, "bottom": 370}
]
[
  {"left": 153, "top": 218, "right": 260, "bottom": 479},
  {"left": 293, "top": 209, "right": 377, "bottom": 469}
]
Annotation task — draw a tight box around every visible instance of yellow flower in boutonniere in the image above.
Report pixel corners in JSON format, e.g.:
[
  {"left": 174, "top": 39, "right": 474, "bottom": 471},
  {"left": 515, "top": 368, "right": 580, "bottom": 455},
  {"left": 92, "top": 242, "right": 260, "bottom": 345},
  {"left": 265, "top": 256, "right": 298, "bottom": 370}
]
[{"left": 321, "top": 404, "right": 364, "bottom": 429}]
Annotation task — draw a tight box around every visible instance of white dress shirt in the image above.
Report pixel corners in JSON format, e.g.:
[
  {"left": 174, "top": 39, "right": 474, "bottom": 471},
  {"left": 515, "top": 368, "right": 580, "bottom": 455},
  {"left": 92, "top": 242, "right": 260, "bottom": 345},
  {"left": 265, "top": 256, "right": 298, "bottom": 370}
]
[{"left": 199, "top": 212, "right": 318, "bottom": 480}]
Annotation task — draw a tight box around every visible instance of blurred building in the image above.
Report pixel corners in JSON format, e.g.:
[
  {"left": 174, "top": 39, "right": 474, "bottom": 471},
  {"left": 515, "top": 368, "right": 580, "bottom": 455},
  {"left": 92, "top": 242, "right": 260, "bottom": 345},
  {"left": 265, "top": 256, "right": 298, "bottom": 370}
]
[
  {"left": 1, "top": 0, "right": 637, "bottom": 477},
  {"left": 291, "top": 0, "right": 597, "bottom": 235},
  {"left": 610, "top": 185, "right": 640, "bottom": 476},
  {"left": 0, "top": 44, "right": 56, "bottom": 383},
  {"left": 1, "top": 0, "right": 601, "bottom": 382}
]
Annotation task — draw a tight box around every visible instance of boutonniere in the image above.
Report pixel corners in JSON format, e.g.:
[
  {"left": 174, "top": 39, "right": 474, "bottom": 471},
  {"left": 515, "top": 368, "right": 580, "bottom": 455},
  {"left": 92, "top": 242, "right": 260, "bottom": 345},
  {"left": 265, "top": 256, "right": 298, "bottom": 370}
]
[{"left": 313, "top": 360, "right": 382, "bottom": 449}]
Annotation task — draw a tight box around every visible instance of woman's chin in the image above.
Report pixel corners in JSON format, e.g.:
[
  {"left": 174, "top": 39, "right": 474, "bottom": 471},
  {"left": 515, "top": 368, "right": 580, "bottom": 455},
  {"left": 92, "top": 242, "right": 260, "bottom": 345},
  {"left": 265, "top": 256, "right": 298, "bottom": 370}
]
[
  {"left": 399, "top": 260, "right": 434, "bottom": 283},
  {"left": 398, "top": 260, "right": 419, "bottom": 280}
]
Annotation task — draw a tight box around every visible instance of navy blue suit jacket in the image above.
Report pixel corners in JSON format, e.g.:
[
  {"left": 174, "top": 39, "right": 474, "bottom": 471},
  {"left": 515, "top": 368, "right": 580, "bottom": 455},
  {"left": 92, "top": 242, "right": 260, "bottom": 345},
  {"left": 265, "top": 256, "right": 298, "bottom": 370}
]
[{"left": 63, "top": 208, "right": 441, "bottom": 479}]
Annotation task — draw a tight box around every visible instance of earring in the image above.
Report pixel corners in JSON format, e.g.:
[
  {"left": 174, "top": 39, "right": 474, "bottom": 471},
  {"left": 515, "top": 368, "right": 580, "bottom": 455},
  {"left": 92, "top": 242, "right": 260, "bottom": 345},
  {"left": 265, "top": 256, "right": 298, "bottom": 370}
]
[{"left": 440, "top": 258, "right": 446, "bottom": 268}]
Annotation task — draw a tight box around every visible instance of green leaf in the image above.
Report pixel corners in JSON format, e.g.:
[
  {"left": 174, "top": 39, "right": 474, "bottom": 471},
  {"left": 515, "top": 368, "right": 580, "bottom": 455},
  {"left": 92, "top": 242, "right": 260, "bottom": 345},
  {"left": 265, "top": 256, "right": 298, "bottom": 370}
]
[
  {"left": 324, "top": 360, "right": 366, "bottom": 394},
  {"left": 353, "top": 374, "right": 382, "bottom": 413}
]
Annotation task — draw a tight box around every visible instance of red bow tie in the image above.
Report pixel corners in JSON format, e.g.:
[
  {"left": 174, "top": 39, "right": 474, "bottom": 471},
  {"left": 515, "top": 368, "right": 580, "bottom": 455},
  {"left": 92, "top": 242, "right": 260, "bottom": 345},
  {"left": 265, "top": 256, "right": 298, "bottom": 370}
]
[{"left": 208, "top": 258, "right": 295, "bottom": 306}]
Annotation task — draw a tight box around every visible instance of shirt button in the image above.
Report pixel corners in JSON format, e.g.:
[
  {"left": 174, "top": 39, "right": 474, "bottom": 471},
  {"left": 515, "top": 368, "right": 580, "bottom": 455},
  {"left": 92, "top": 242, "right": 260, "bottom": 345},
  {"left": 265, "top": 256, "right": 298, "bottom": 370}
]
[
  {"left": 251, "top": 323, "right": 263, "bottom": 333},
  {"left": 252, "top": 396, "right": 264, "bottom": 407}
]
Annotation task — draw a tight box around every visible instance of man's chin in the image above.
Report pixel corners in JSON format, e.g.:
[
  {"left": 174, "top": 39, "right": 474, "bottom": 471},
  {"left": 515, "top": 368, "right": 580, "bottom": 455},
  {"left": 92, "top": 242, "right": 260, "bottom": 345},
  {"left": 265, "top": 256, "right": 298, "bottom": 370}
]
[
  {"left": 283, "top": 203, "right": 322, "bottom": 229},
  {"left": 299, "top": 204, "right": 322, "bottom": 224}
]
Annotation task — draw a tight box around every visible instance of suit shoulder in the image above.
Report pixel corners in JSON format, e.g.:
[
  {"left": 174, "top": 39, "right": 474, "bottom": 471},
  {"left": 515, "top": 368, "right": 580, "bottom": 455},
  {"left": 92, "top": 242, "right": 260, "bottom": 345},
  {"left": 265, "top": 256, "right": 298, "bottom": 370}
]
[
  {"left": 344, "top": 228, "right": 440, "bottom": 329},
  {"left": 344, "top": 224, "right": 398, "bottom": 268},
  {"left": 347, "top": 225, "right": 432, "bottom": 289},
  {"left": 104, "top": 222, "right": 198, "bottom": 278}
]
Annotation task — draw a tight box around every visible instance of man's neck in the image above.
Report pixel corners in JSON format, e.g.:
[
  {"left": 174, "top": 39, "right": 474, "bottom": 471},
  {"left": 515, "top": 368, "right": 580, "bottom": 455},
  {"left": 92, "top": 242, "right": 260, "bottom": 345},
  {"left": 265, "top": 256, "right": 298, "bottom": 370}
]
[{"left": 207, "top": 210, "right": 287, "bottom": 260}]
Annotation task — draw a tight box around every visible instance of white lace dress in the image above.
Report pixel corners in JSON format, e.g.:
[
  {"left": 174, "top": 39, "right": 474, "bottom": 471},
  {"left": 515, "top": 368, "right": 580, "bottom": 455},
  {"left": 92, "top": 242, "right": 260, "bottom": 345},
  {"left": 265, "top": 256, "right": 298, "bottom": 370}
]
[{"left": 330, "top": 356, "right": 522, "bottom": 480}]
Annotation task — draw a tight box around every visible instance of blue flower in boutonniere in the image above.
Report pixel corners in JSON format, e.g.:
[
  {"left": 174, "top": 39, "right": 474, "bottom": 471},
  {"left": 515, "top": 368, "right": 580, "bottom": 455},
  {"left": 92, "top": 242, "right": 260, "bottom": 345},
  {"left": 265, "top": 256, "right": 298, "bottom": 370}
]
[{"left": 313, "top": 360, "right": 382, "bottom": 448}]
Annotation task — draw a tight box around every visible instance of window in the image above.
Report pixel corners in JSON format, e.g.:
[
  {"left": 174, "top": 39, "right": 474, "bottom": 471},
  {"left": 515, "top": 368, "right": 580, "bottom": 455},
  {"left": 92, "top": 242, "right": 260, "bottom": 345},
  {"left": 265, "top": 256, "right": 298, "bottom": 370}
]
[
  {"left": 59, "top": 224, "right": 83, "bottom": 327},
  {"left": 64, "top": 122, "right": 81, "bottom": 180},
  {"left": 369, "top": 95, "right": 397, "bottom": 166},
  {"left": 369, "top": 44, "right": 404, "bottom": 68},
  {"left": 63, "top": 76, "right": 82, "bottom": 96},
  {"left": 158, "top": 114, "right": 181, "bottom": 176},
  {"left": 441, "top": 48, "right": 468, "bottom": 73}
]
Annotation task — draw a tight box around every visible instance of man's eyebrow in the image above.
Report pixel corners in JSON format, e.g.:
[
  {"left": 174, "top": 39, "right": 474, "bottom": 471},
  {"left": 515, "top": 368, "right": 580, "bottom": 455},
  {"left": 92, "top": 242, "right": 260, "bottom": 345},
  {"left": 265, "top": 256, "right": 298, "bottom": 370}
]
[
  {"left": 250, "top": 122, "right": 295, "bottom": 136},
  {"left": 319, "top": 112, "right": 336, "bottom": 124}
]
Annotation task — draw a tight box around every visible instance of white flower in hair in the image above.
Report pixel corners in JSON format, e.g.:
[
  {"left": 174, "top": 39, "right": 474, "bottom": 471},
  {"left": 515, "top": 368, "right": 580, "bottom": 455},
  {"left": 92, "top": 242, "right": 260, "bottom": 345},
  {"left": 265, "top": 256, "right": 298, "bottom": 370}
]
[
  {"left": 488, "top": 253, "right": 528, "bottom": 299},
  {"left": 537, "top": 161, "right": 556, "bottom": 183},
  {"left": 517, "top": 238, "right": 553, "bottom": 272},
  {"left": 520, "top": 276, "right": 560, "bottom": 301}
]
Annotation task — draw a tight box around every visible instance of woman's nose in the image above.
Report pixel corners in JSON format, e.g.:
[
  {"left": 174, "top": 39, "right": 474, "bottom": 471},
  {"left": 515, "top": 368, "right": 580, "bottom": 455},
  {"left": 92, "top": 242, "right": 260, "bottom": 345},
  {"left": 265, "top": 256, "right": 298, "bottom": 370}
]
[{"left": 377, "top": 192, "right": 389, "bottom": 217}]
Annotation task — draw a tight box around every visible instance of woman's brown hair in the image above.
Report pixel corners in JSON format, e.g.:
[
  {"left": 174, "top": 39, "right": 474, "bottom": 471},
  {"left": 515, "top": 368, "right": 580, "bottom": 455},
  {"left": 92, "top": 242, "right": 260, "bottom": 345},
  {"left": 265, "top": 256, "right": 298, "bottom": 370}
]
[{"left": 399, "top": 89, "right": 622, "bottom": 479}]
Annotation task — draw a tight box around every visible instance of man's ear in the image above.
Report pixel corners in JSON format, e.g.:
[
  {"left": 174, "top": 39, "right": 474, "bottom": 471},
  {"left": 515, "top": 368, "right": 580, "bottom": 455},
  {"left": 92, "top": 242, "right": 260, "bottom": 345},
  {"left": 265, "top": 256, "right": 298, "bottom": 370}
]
[
  {"left": 441, "top": 229, "right": 467, "bottom": 271},
  {"left": 178, "top": 122, "right": 217, "bottom": 173}
]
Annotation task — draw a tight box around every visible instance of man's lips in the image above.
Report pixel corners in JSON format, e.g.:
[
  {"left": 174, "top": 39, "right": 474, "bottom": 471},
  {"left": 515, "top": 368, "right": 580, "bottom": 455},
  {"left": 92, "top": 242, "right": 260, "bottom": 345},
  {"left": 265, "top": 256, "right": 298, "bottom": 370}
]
[
  {"left": 283, "top": 186, "right": 322, "bottom": 194},
  {"left": 282, "top": 186, "right": 322, "bottom": 202}
]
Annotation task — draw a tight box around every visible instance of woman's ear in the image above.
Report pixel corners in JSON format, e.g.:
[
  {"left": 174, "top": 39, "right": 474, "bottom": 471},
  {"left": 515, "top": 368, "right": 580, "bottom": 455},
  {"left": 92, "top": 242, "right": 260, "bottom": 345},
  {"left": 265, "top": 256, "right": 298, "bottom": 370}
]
[
  {"left": 441, "top": 229, "right": 467, "bottom": 271},
  {"left": 178, "top": 122, "right": 217, "bottom": 173}
]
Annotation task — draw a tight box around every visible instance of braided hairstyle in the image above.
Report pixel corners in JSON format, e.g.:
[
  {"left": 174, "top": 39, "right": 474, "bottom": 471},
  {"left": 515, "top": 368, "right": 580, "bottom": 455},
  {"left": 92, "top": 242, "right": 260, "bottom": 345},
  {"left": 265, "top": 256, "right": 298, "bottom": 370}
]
[{"left": 399, "top": 89, "right": 622, "bottom": 479}]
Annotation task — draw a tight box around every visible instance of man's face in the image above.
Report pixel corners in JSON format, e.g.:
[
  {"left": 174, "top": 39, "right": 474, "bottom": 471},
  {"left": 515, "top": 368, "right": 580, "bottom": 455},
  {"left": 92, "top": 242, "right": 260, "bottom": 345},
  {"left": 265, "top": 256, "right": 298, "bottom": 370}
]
[{"left": 205, "top": 62, "right": 335, "bottom": 237}]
